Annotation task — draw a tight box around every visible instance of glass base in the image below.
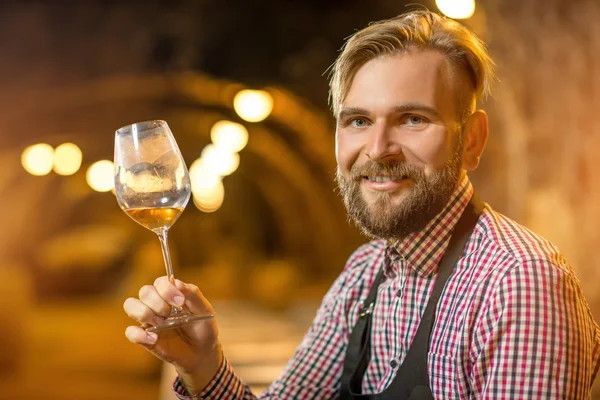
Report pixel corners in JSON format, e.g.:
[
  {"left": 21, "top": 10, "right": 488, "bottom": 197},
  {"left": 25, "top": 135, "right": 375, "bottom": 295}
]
[{"left": 146, "top": 312, "right": 214, "bottom": 333}]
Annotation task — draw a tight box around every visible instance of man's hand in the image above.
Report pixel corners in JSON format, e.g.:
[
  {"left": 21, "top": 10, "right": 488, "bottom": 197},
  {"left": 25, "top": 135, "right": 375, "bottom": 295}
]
[{"left": 123, "top": 277, "right": 223, "bottom": 394}]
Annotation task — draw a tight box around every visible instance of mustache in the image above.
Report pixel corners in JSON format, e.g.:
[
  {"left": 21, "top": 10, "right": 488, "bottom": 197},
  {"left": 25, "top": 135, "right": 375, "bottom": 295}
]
[{"left": 348, "top": 161, "right": 423, "bottom": 181}]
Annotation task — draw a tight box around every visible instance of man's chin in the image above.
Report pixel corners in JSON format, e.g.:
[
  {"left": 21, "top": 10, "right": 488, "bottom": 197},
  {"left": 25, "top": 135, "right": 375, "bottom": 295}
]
[
  {"left": 357, "top": 210, "right": 426, "bottom": 241},
  {"left": 354, "top": 215, "right": 405, "bottom": 241},
  {"left": 361, "top": 187, "right": 411, "bottom": 208},
  {"left": 356, "top": 195, "right": 435, "bottom": 240}
]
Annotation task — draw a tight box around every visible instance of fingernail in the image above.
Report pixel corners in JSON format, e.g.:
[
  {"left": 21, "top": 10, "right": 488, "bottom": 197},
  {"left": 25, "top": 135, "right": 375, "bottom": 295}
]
[
  {"left": 175, "top": 279, "right": 186, "bottom": 287},
  {"left": 173, "top": 295, "right": 185, "bottom": 306},
  {"left": 147, "top": 333, "right": 158, "bottom": 344}
]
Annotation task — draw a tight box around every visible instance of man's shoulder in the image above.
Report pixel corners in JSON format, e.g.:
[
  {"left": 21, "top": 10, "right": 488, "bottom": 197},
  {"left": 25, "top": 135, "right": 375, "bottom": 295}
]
[{"left": 477, "top": 204, "right": 568, "bottom": 267}]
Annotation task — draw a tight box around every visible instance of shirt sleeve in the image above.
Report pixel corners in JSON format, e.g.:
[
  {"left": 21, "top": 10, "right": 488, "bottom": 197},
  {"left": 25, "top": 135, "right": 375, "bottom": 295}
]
[
  {"left": 469, "top": 257, "right": 600, "bottom": 399},
  {"left": 171, "top": 244, "right": 372, "bottom": 400},
  {"left": 172, "top": 358, "right": 254, "bottom": 399}
]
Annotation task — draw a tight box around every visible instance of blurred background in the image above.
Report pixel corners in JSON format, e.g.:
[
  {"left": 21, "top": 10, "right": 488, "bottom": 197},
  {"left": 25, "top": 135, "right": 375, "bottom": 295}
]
[{"left": 1, "top": 0, "right": 599, "bottom": 398}]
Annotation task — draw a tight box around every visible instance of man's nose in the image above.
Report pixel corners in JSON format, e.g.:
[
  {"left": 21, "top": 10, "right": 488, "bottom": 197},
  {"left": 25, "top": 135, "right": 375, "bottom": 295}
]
[{"left": 364, "top": 122, "right": 403, "bottom": 162}]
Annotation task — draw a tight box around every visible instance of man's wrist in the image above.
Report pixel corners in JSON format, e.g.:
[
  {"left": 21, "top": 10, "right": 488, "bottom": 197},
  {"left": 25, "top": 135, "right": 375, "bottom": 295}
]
[{"left": 176, "top": 346, "right": 225, "bottom": 395}]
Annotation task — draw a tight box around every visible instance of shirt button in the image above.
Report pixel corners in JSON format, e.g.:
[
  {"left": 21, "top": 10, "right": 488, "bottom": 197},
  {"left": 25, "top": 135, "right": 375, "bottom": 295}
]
[
  {"left": 396, "top": 290, "right": 402, "bottom": 297},
  {"left": 390, "top": 360, "right": 398, "bottom": 368}
]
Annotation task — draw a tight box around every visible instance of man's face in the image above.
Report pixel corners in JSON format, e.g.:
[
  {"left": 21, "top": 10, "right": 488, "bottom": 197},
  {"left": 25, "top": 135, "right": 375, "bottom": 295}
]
[{"left": 335, "top": 49, "right": 466, "bottom": 240}]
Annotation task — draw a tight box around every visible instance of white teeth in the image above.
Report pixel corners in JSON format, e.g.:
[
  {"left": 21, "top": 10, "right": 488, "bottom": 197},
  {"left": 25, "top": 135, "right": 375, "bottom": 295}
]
[{"left": 368, "top": 176, "right": 402, "bottom": 182}]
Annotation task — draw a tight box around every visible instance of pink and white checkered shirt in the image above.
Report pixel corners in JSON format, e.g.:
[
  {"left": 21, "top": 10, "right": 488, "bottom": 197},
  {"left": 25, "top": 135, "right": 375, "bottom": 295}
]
[{"left": 174, "top": 176, "right": 600, "bottom": 399}]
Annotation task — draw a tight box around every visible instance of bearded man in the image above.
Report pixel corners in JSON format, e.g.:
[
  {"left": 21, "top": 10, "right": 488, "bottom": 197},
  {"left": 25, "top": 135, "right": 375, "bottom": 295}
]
[{"left": 124, "top": 10, "right": 600, "bottom": 400}]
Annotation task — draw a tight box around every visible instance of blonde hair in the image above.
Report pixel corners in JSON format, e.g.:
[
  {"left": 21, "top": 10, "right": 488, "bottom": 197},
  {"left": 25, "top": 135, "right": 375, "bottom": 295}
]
[{"left": 329, "top": 10, "right": 495, "bottom": 119}]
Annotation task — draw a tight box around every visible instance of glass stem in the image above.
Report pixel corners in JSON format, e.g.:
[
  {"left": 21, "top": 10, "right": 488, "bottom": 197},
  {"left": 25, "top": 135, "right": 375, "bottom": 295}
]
[{"left": 157, "top": 229, "right": 182, "bottom": 315}]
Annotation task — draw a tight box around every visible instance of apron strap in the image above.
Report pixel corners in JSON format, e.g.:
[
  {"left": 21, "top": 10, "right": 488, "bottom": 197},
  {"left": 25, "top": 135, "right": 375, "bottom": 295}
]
[{"left": 339, "top": 262, "right": 387, "bottom": 396}]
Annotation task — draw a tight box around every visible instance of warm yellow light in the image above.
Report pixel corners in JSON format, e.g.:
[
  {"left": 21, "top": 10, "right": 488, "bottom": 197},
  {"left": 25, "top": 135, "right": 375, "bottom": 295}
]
[
  {"left": 233, "top": 89, "right": 273, "bottom": 122},
  {"left": 436, "top": 0, "right": 475, "bottom": 19},
  {"left": 193, "top": 179, "right": 224, "bottom": 213},
  {"left": 21, "top": 143, "right": 54, "bottom": 176},
  {"left": 201, "top": 144, "right": 240, "bottom": 176},
  {"left": 86, "top": 160, "right": 114, "bottom": 192},
  {"left": 189, "top": 158, "right": 222, "bottom": 193},
  {"left": 210, "top": 120, "right": 249, "bottom": 153},
  {"left": 193, "top": 194, "right": 224, "bottom": 213},
  {"left": 53, "top": 143, "right": 83, "bottom": 176},
  {"left": 191, "top": 159, "right": 225, "bottom": 213},
  {"left": 193, "top": 179, "right": 224, "bottom": 200}
]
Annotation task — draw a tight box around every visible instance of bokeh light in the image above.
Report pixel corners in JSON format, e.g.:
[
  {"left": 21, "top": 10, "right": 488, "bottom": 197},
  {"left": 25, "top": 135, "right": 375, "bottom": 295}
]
[
  {"left": 189, "top": 158, "right": 221, "bottom": 192},
  {"left": 210, "top": 120, "right": 249, "bottom": 153},
  {"left": 436, "top": 0, "right": 476, "bottom": 19},
  {"left": 21, "top": 143, "right": 54, "bottom": 176},
  {"left": 189, "top": 157, "right": 225, "bottom": 213},
  {"left": 53, "top": 143, "right": 83, "bottom": 176},
  {"left": 233, "top": 89, "right": 273, "bottom": 122},
  {"left": 192, "top": 179, "right": 225, "bottom": 213},
  {"left": 86, "top": 160, "right": 115, "bottom": 192},
  {"left": 200, "top": 144, "right": 240, "bottom": 176}
]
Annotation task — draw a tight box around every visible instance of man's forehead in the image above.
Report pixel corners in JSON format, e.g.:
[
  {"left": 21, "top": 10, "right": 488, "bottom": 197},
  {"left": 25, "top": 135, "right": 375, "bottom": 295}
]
[
  {"left": 339, "top": 50, "right": 464, "bottom": 118},
  {"left": 344, "top": 52, "right": 450, "bottom": 100}
]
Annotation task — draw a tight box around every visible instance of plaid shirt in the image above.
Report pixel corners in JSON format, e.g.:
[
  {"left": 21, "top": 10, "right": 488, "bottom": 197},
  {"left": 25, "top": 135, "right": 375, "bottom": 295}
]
[{"left": 174, "top": 176, "right": 600, "bottom": 399}]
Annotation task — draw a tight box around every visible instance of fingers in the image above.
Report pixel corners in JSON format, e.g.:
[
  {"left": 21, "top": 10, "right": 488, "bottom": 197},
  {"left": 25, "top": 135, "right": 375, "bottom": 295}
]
[
  {"left": 175, "top": 280, "right": 214, "bottom": 316},
  {"left": 154, "top": 276, "right": 186, "bottom": 307},
  {"left": 123, "top": 297, "right": 165, "bottom": 326},
  {"left": 139, "top": 284, "right": 172, "bottom": 317},
  {"left": 125, "top": 325, "right": 158, "bottom": 348},
  {"left": 124, "top": 276, "right": 214, "bottom": 329},
  {"left": 154, "top": 277, "right": 214, "bottom": 317}
]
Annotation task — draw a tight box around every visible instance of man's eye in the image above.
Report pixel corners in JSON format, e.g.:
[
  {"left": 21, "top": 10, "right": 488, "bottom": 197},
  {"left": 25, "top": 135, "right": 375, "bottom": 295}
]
[
  {"left": 350, "top": 118, "right": 368, "bottom": 128},
  {"left": 407, "top": 115, "right": 426, "bottom": 125}
]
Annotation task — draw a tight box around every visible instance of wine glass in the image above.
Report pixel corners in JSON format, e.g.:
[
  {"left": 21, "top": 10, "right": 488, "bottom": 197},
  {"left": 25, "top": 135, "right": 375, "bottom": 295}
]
[{"left": 114, "top": 120, "right": 213, "bottom": 333}]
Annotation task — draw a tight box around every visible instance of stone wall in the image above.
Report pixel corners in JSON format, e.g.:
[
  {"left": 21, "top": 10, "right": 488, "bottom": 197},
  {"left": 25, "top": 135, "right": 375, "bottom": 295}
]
[{"left": 471, "top": 0, "right": 600, "bottom": 319}]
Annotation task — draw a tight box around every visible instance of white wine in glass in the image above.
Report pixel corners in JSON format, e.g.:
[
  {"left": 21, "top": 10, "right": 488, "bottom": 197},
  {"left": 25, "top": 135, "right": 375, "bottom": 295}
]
[{"left": 114, "top": 120, "right": 213, "bottom": 333}]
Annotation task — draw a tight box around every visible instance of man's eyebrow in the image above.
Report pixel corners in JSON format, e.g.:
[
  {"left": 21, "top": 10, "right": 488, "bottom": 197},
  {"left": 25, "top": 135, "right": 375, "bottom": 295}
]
[
  {"left": 337, "top": 107, "right": 369, "bottom": 121},
  {"left": 337, "top": 103, "right": 443, "bottom": 121},
  {"left": 391, "top": 103, "right": 443, "bottom": 120}
]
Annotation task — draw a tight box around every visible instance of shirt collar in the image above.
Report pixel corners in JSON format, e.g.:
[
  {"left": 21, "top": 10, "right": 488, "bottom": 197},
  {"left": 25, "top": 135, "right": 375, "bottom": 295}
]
[{"left": 385, "top": 174, "right": 474, "bottom": 278}]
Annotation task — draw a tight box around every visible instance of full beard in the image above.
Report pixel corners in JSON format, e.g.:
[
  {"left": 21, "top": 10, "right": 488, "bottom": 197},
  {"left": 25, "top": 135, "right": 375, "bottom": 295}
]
[{"left": 335, "top": 145, "right": 463, "bottom": 241}]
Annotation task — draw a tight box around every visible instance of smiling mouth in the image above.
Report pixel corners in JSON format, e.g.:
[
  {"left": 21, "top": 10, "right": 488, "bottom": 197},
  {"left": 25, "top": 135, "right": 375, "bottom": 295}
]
[{"left": 363, "top": 175, "right": 408, "bottom": 182}]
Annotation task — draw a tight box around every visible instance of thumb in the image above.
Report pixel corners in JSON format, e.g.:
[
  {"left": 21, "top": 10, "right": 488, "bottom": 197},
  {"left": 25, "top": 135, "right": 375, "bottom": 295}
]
[{"left": 174, "top": 279, "right": 214, "bottom": 317}]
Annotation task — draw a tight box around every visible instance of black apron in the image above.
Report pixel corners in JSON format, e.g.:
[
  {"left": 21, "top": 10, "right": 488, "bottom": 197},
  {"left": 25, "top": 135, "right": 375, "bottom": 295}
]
[{"left": 340, "top": 195, "right": 483, "bottom": 400}]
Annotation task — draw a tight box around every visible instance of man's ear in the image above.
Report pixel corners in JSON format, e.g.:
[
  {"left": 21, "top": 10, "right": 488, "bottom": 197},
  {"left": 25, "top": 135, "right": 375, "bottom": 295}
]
[{"left": 460, "top": 110, "right": 488, "bottom": 171}]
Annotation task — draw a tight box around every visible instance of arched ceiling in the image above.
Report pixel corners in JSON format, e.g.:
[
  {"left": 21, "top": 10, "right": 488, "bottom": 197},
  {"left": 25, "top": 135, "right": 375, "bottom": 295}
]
[{"left": 0, "top": 73, "right": 364, "bottom": 299}]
